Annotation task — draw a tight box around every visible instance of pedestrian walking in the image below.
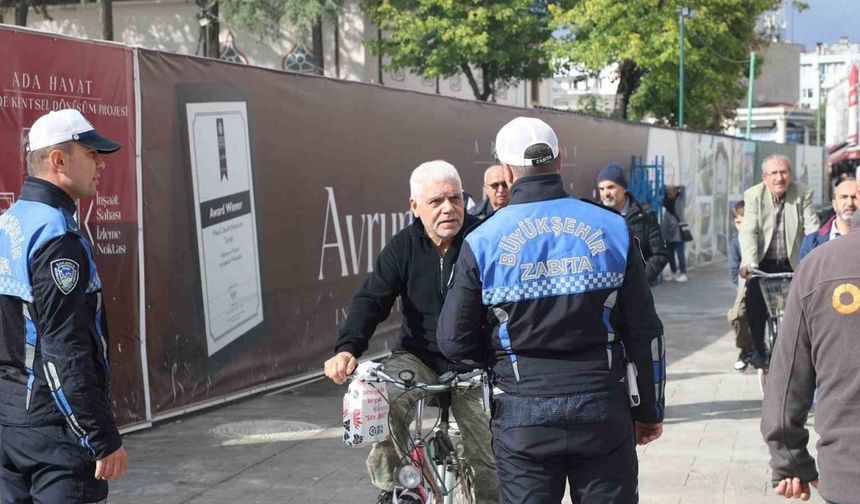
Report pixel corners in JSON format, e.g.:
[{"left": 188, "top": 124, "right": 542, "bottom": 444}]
[
  {"left": 662, "top": 184, "right": 690, "bottom": 282},
  {"left": 597, "top": 163, "right": 668, "bottom": 283},
  {"left": 727, "top": 201, "right": 753, "bottom": 371},
  {"left": 761, "top": 180, "right": 860, "bottom": 504}
]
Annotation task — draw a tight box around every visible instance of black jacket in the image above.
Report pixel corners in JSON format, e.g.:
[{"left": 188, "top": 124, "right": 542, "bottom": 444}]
[
  {"left": 468, "top": 198, "right": 495, "bottom": 220},
  {"left": 438, "top": 174, "right": 666, "bottom": 424},
  {"left": 0, "top": 177, "right": 120, "bottom": 460},
  {"left": 334, "top": 213, "right": 481, "bottom": 374},
  {"left": 626, "top": 197, "right": 668, "bottom": 282}
]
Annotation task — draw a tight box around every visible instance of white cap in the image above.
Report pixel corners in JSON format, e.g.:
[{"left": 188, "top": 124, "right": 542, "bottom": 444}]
[
  {"left": 494, "top": 116, "right": 559, "bottom": 166},
  {"left": 26, "top": 109, "right": 121, "bottom": 153}
]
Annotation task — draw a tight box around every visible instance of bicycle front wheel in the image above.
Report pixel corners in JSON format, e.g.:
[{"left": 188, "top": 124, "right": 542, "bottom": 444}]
[
  {"left": 758, "top": 318, "right": 780, "bottom": 396},
  {"left": 433, "top": 431, "right": 474, "bottom": 504},
  {"left": 447, "top": 460, "right": 474, "bottom": 504},
  {"left": 765, "top": 317, "right": 780, "bottom": 356}
]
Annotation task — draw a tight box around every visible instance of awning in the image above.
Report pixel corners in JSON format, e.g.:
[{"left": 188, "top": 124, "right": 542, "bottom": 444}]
[{"left": 828, "top": 143, "right": 860, "bottom": 165}]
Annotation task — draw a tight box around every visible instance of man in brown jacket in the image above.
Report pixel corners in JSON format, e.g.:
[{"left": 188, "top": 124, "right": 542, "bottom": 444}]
[{"left": 761, "top": 181, "right": 860, "bottom": 503}]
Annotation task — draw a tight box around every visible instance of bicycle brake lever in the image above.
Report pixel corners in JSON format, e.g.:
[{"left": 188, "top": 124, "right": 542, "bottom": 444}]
[{"left": 437, "top": 371, "right": 457, "bottom": 384}]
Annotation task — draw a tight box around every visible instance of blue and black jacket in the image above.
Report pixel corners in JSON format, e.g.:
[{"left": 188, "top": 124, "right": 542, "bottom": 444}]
[
  {"left": 799, "top": 215, "right": 836, "bottom": 262},
  {"left": 0, "top": 177, "right": 120, "bottom": 459},
  {"left": 438, "top": 174, "right": 665, "bottom": 424}
]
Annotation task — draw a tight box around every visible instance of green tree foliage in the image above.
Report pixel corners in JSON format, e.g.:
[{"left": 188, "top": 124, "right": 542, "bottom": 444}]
[
  {"left": 576, "top": 93, "right": 609, "bottom": 116},
  {"left": 218, "top": 0, "right": 341, "bottom": 42},
  {"left": 364, "top": 1, "right": 563, "bottom": 101},
  {"left": 549, "top": 0, "right": 781, "bottom": 131}
]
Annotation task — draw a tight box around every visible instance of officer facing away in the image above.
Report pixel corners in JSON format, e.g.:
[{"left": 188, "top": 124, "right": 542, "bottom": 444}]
[
  {"left": 438, "top": 117, "right": 666, "bottom": 504},
  {"left": 0, "top": 109, "right": 128, "bottom": 503}
]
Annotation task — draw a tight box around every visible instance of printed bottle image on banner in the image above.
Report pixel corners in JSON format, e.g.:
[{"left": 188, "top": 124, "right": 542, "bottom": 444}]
[{"left": 185, "top": 101, "right": 263, "bottom": 356}]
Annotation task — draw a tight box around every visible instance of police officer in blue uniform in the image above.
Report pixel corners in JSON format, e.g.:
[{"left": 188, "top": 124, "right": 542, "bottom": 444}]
[
  {"left": 0, "top": 109, "right": 128, "bottom": 503},
  {"left": 438, "top": 117, "right": 665, "bottom": 504}
]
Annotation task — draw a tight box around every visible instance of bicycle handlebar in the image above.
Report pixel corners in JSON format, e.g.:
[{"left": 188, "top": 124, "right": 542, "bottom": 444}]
[
  {"left": 361, "top": 367, "right": 486, "bottom": 393},
  {"left": 749, "top": 268, "right": 794, "bottom": 280}
]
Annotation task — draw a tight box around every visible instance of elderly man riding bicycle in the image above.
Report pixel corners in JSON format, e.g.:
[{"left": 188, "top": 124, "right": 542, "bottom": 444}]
[
  {"left": 739, "top": 155, "right": 818, "bottom": 368},
  {"left": 323, "top": 160, "right": 497, "bottom": 504}
]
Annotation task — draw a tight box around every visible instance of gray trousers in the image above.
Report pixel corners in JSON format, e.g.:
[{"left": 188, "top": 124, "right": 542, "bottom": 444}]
[{"left": 366, "top": 351, "right": 498, "bottom": 503}]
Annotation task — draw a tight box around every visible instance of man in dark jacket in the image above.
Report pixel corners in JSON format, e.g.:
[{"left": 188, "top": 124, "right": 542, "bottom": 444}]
[
  {"left": 799, "top": 177, "right": 856, "bottom": 261},
  {"left": 761, "top": 180, "right": 860, "bottom": 504},
  {"left": 438, "top": 117, "right": 665, "bottom": 504},
  {"left": 662, "top": 184, "right": 689, "bottom": 282},
  {"left": 597, "top": 163, "right": 669, "bottom": 282},
  {"left": 0, "top": 109, "right": 128, "bottom": 502},
  {"left": 727, "top": 201, "right": 753, "bottom": 371},
  {"left": 323, "top": 160, "right": 497, "bottom": 504},
  {"left": 470, "top": 164, "right": 511, "bottom": 220}
]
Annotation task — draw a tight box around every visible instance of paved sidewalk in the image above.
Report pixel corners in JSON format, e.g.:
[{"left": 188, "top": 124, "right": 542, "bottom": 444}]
[{"left": 111, "top": 261, "right": 823, "bottom": 503}]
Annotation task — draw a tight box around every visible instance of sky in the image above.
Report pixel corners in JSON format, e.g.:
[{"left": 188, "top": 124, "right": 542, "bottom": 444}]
[{"left": 786, "top": 0, "right": 860, "bottom": 50}]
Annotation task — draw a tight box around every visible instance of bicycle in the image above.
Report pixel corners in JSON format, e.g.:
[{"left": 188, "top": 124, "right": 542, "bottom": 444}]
[
  {"left": 356, "top": 366, "right": 489, "bottom": 504},
  {"left": 749, "top": 268, "right": 794, "bottom": 394}
]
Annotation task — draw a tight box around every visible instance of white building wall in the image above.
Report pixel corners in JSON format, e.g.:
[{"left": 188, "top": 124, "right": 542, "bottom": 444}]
[
  {"left": 826, "top": 79, "right": 849, "bottom": 146},
  {"left": 22, "top": 0, "right": 533, "bottom": 108},
  {"left": 549, "top": 64, "right": 618, "bottom": 113},
  {"left": 799, "top": 39, "right": 860, "bottom": 109}
]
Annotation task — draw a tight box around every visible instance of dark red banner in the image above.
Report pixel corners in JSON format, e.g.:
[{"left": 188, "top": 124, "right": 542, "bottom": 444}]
[{"left": 0, "top": 27, "right": 145, "bottom": 426}]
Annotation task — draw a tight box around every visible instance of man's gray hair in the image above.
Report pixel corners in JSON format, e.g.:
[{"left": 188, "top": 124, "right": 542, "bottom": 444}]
[
  {"left": 410, "top": 160, "right": 463, "bottom": 199},
  {"left": 761, "top": 154, "right": 792, "bottom": 174}
]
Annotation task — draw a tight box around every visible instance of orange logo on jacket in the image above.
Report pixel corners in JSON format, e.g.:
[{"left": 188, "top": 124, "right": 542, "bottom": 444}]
[{"left": 832, "top": 283, "right": 860, "bottom": 315}]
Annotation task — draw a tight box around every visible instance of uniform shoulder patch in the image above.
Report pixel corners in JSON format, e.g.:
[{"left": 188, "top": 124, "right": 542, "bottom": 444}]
[{"left": 50, "top": 259, "right": 80, "bottom": 295}]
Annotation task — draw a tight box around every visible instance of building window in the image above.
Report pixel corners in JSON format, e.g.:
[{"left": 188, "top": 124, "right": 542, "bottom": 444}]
[
  {"left": 220, "top": 32, "right": 248, "bottom": 64},
  {"left": 283, "top": 45, "right": 317, "bottom": 73}
]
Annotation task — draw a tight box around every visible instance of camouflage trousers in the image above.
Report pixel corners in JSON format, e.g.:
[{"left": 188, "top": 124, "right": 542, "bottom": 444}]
[
  {"left": 728, "top": 279, "right": 752, "bottom": 351},
  {"left": 367, "top": 351, "right": 498, "bottom": 503}
]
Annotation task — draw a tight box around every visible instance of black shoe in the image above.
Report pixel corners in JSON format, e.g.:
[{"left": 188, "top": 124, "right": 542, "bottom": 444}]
[
  {"left": 376, "top": 490, "right": 394, "bottom": 504},
  {"left": 748, "top": 350, "right": 767, "bottom": 370}
]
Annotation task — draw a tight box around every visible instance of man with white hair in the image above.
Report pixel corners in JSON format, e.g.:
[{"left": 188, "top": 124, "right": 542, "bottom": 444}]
[{"left": 324, "top": 161, "right": 497, "bottom": 503}]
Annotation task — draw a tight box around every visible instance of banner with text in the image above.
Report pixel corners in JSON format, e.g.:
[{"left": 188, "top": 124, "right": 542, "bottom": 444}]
[
  {"left": 137, "top": 49, "right": 650, "bottom": 416},
  {"left": 0, "top": 27, "right": 144, "bottom": 426}
]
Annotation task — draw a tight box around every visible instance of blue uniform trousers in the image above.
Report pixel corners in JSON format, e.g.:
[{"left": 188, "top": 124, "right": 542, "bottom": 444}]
[
  {"left": 0, "top": 424, "right": 107, "bottom": 503},
  {"left": 491, "top": 385, "right": 638, "bottom": 504}
]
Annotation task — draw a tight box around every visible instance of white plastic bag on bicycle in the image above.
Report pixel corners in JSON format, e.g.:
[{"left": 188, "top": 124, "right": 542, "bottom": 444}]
[{"left": 342, "top": 361, "right": 390, "bottom": 447}]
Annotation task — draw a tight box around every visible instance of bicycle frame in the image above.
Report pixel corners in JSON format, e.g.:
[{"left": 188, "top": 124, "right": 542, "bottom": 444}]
[
  {"left": 749, "top": 269, "right": 793, "bottom": 394},
  {"left": 366, "top": 368, "right": 484, "bottom": 504}
]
